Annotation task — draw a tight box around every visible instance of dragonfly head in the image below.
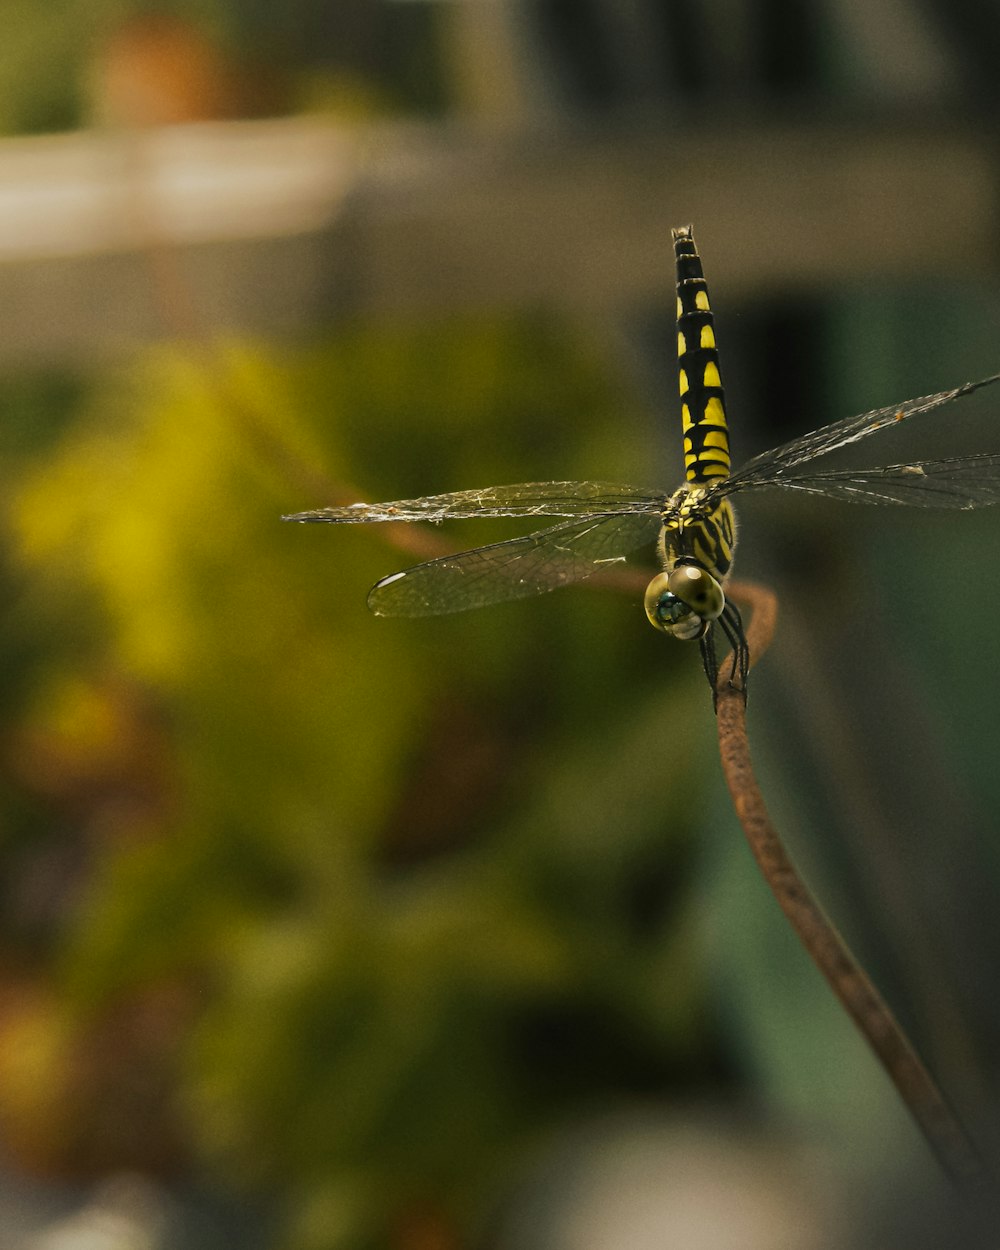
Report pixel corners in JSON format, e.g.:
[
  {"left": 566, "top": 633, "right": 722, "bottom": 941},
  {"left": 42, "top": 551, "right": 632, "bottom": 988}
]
[{"left": 644, "top": 561, "right": 725, "bottom": 640}]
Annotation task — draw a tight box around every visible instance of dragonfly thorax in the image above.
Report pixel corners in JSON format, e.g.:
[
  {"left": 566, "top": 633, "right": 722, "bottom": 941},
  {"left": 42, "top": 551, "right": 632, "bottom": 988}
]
[
  {"left": 659, "top": 484, "right": 738, "bottom": 585},
  {"left": 644, "top": 559, "right": 725, "bottom": 641},
  {"left": 647, "top": 485, "right": 732, "bottom": 642}
]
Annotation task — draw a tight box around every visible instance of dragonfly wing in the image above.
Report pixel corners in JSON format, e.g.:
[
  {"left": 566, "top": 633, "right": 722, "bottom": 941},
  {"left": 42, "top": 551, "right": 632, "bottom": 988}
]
[
  {"left": 732, "top": 453, "right": 1000, "bottom": 509},
  {"left": 284, "top": 481, "right": 665, "bottom": 523},
  {"left": 367, "top": 511, "right": 663, "bottom": 616},
  {"left": 721, "top": 372, "right": 1000, "bottom": 491}
]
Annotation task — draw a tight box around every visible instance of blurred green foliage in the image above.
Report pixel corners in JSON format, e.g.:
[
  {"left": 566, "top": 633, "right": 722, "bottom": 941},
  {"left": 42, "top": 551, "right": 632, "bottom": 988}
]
[{"left": 3, "top": 318, "right": 722, "bottom": 1247}]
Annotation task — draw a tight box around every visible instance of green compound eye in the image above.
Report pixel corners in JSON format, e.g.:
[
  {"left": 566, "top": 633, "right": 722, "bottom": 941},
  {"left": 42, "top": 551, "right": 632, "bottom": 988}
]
[
  {"left": 667, "top": 564, "right": 725, "bottom": 620},
  {"left": 644, "top": 566, "right": 725, "bottom": 639},
  {"left": 645, "top": 572, "right": 686, "bottom": 633}
]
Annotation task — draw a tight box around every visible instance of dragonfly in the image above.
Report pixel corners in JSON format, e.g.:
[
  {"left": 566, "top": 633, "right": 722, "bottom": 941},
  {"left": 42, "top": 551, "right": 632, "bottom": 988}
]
[{"left": 284, "top": 226, "right": 1000, "bottom": 704}]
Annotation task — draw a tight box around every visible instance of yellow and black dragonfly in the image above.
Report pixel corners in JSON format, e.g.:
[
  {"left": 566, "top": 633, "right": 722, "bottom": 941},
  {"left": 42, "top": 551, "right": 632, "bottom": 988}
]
[{"left": 284, "top": 227, "right": 1000, "bottom": 701}]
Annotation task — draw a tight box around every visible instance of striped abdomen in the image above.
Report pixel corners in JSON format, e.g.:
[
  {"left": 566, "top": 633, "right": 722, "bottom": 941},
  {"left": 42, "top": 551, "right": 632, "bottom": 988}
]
[{"left": 673, "top": 226, "right": 731, "bottom": 483}]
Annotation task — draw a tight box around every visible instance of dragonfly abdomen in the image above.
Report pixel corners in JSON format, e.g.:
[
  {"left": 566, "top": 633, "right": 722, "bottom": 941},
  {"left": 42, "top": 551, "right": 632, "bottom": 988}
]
[{"left": 673, "top": 226, "right": 732, "bottom": 484}]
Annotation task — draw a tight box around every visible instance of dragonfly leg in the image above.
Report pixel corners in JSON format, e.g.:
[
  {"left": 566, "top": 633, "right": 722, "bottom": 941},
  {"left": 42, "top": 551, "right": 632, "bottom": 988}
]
[
  {"left": 698, "top": 626, "right": 720, "bottom": 705},
  {"left": 718, "top": 600, "right": 749, "bottom": 698}
]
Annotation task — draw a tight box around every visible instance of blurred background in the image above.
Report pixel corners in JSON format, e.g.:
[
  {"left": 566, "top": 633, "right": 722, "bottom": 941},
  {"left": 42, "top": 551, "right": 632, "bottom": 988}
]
[{"left": 1, "top": 1, "right": 999, "bottom": 1247}]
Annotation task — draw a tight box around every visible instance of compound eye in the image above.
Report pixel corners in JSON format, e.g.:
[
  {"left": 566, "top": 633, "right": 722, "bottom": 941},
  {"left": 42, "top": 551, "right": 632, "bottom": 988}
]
[
  {"left": 644, "top": 571, "right": 699, "bottom": 636},
  {"left": 667, "top": 565, "right": 725, "bottom": 621},
  {"left": 645, "top": 572, "right": 679, "bottom": 632}
]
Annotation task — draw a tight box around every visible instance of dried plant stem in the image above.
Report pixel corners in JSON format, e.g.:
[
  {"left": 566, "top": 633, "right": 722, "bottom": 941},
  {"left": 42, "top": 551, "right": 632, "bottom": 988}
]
[{"left": 719, "top": 579, "right": 987, "bottom": 1195}]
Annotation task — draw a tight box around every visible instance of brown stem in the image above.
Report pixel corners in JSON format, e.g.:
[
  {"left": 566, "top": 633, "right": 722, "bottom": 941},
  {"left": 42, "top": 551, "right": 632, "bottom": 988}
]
[{"left": 718, "top": 579, "right": 987, "bottom": 1196}]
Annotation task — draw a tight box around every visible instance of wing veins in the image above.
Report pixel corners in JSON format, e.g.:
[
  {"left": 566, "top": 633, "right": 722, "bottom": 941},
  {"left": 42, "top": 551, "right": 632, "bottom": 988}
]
[
  {"left": 728, "top": 452, "right": 1000, "bottom": 509},
  {"left": 284, "top": 481, "right": 664, "bottom": 524},
  {"left": 368, "top": 511, "right": 662, "bottom": 616},
  {"left": 717, "top": 372, "right": 1000, "bottom": 499}
]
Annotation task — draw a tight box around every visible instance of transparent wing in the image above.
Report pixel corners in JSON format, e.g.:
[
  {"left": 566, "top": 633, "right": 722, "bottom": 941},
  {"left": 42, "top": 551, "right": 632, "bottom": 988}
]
[
  {"left": 717, "top": 372, "right": 1000, "bottom": 497},
  {"left": 367, "top": 511, "right": 663, "bottom": 616},
  {"left": 283, "top": 481, "right": 665, "bottom": 524},
  {"left": 729, "top": 453, "right": 1000, "bottom": 509}
]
